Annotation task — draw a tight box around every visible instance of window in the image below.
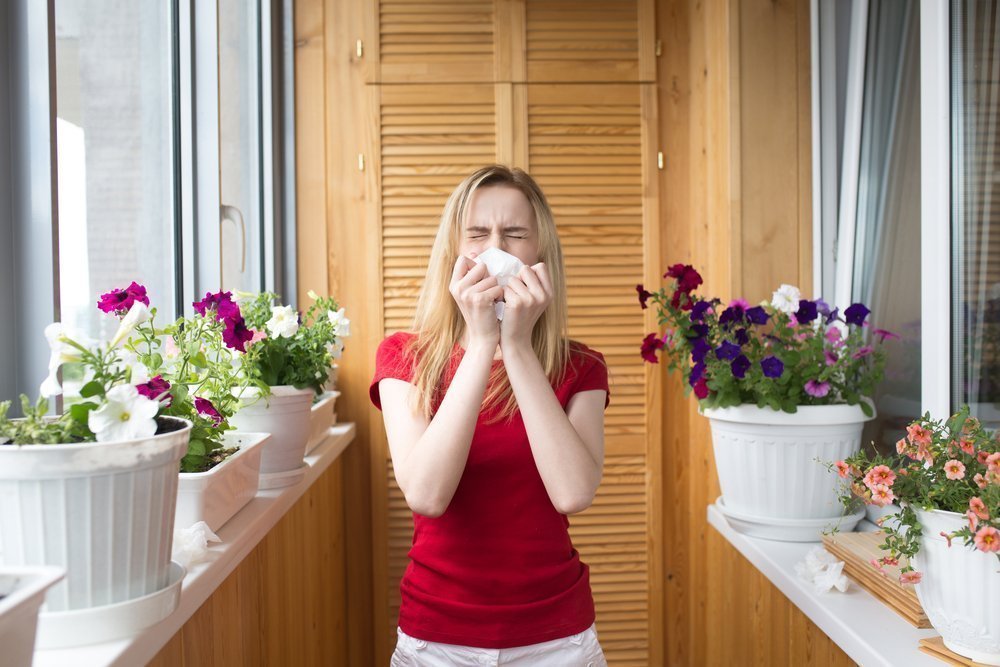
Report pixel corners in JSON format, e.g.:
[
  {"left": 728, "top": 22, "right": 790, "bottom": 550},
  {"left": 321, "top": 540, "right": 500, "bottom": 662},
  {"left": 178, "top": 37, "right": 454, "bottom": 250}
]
[{"left": 815, "top": 0, "right": 1000, "bottom": 431}]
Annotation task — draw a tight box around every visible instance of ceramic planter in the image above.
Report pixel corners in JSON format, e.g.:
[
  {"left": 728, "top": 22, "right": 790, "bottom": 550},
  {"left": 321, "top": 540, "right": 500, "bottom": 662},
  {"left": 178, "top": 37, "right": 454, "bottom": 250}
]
[
  {"left": 305, "top": 391, "right": 339, "bottom": 456},
  {"left": 703, "top": 403, "right": 872, "bottom": 527},
  {"left": 912, "top": 508, "right": 1000, "bottom": 665},
  {"left": 175, "top": 432, "right": 269, "bottom": 532},
  {"left": 0, "top": 418, "right": 191, "bottom": 612},
  {"left": 0, "top": 566, "right": 64, "bottom": 666},
  {"left": 230, "top": 385, "right": 314, "bottom": 476}
]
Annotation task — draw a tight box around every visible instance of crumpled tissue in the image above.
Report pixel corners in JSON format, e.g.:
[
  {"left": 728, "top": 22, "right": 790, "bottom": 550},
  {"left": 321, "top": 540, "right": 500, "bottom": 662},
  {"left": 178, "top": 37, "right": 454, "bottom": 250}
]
[
  {"left": 794, "top": 546, "right": 849, "bottom": 594},
  {"left": 172, "top": 521, "right": 222, "bottom": 568},
  {"left": 471, "top": 247, "right": 525, "bottom": 321}
]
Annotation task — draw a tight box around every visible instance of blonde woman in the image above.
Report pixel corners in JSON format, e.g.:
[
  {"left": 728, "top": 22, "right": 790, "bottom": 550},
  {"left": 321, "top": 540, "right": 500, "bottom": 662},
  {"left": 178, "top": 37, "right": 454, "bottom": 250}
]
[{"left": 370, "top": 166, "right": 610, "bottom": 666}]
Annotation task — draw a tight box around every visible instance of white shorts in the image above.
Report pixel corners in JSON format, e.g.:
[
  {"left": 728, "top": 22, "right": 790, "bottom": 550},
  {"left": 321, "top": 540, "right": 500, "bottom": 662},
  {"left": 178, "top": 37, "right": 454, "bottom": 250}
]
[{"left": 390, "top": 623, "right": 609, "bottom": 667}]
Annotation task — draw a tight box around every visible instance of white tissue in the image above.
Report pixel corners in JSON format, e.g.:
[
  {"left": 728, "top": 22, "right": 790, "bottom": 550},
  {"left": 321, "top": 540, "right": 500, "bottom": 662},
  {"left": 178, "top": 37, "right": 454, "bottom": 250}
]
[
  {"left": 172, "top": 521, "right": 222, "bottom": 568},
  {"left": 471, "top": 247, "right": 525, "bottom": 321},
  {"left": 794, "top": 546, "right": 849, "bottom": 594}
]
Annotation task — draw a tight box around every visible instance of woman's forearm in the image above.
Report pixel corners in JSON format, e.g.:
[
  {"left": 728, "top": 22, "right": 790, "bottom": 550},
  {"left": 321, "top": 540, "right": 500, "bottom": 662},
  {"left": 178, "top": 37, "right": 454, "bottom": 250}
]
[{"left": 400, "top": 340, "right": 496, "bottom": 517}]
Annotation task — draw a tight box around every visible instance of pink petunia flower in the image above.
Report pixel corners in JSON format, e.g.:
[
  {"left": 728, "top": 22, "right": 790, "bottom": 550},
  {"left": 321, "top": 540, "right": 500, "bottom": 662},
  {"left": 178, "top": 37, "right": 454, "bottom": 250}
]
[
  {"left": 804, "top": 380, "right": 831, "bottom": 398},
  {"left": 852, "top": 346, "right": 874, "bottom": 359},
  {"left": 944, "top": 459, "right": 966, "bottom": 480},
  {"left": 974, "top": 526, "right": 1000, "bottom": 553},
  {"left": 978, "top": 450, "right": 991, "bottom": 465},
  {"left": 959, "top": 438, "right": 976, "bottom": 456},
  {"left": 869, "top": 484, "right": 895, "bottom": 507},
  {"left": 939, "top": 531, "right": 954, "bottom": 548},
  {"left": 987, "top": 452, "right": 1000, "bottom": 474},
  {"left": 864, "top": 465, "right": 896, "bottom": 489},
  {"left": 906, "top": 423, "right": 933, "bottom": 447},
  {"left": 825, "top": 327, "right": 842, "bottom": 344},
  {"left": 899, "top": 571, "right": 922, "bottom": 585},
  {"left": 967, "top": 510, "right": 980, "bottom": 532},
  {"left": 727, "top": 298, "right": 750, "bottom": 310},
  {"left": 824, "top": 350, "right": 838, "bottom": 366},
  {"left": 974, "top": 473, "right": 988, "bottom": 489},
  {"left": 970, "top": 497, "right": 990, "bottom": 520},
  {"left": 835, "top": 461, "right": 851, "bottom": 478},
  {"left": 869, "top": 558, "right": 888, "bottom": 577}
]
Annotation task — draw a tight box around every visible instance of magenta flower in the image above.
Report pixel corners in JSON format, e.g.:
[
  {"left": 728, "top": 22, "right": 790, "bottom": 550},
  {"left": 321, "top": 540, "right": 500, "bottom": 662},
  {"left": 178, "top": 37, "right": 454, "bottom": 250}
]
[
  {"left": 692, "top": 377, "right": 709, "bottom": 399},
  {"left": 804, "top": 380, "right": 831, "bottom": 398},
  {"left": 636, "top": 284, "right": 654, "bottom": 309},
  {"left": 194, "top": 290, "right": 241, "bottom": 323},
  {"left": 195, "top": 397, "right": 223, "bottom": 425},
  {"left": 136, "top": 375, "right": 172, "bottom": 407},
  {"left": 664, "top": 264, "right": 703, "bottom": 293},
  {"left": 824, "top": 350, "right": 839, "bottom": 366},
  {"left": 852, "top": 346, "right": 873, "bottom": 359},
  {"left": 641, "top": 332, "right": 666, "bottom": 363},
  {"left": 97, "top": 282, "right": 149, "bottom": 316},
  {"left": 222, "top": 317, "right": 255, "bottom": 353},
  {"left": 872, "top": 328, "right": 900, "bottom": 342}
]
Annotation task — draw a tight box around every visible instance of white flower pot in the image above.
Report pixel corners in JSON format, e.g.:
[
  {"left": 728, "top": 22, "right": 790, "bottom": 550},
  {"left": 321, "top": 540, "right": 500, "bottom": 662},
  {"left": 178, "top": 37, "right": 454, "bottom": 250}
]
[
  {"left": 912, "top": 508, "right": 1000, "bottom": 665},
  {"left": 305, "top": 391, "right": 339, "bottom": 456},
  {"left": 0, "top": 418, "right": 191, "bottom": 611},
  {"left": 230, "top": 385, "right": 314, "bottom": 474},
  {"left": 175, "top": 432, "right": 269, "bottom": 532},
  {"left": 0, "top": 566, "right": 64, "bottom": 667},
  {"left": 702, "top": 403, "right": 873, "bottom": 521}
]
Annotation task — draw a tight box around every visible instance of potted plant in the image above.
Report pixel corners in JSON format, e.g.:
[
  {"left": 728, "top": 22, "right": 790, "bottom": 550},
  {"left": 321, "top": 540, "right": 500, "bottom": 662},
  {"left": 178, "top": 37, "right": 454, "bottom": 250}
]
[
  {"left": 125, "top": 289, "right": 271, "bottom": 532},
  {"left": 0, "top": 566, "right": 64, "bottom": 666},
  {"left": 835, "top": 407, "right": 1000, "bottom": 665},
  {"left": 638, "top": 265, "right": 895, "bottom": 538},
  {"left": 231, "top": 290, "right": 345, "bottom": 484},
  {"left": 0, "top": 284, "right": 191, "bottom": 612}
]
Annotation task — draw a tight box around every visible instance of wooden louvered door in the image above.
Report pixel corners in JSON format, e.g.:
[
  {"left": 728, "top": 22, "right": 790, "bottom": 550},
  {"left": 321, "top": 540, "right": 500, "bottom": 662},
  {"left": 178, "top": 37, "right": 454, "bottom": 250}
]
[{"left": 367, "top": 3, "right": 661, "bottom": 666}]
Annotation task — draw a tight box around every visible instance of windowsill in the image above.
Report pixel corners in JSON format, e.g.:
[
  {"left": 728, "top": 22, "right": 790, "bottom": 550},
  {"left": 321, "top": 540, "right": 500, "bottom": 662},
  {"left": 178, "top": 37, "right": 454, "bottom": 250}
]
[
  {"left": 706, "top": 504, "right": 943, "bottom": 667},
  {"left": 33, "top": 423, "right": 357, "bottom": 667}
]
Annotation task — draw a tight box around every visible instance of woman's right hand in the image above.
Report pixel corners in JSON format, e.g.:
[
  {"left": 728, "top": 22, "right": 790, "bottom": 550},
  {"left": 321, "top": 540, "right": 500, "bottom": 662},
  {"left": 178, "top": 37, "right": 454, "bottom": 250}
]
[{"left": 449, "top": 254, "right": 503, "bottom": 344}]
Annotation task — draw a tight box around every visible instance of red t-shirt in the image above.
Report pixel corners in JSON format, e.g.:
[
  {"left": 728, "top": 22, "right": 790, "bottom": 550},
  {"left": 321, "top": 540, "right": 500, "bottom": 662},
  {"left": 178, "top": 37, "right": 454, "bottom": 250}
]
[{"left": 369, "top": 332, "right": 610, "bottom": 648}]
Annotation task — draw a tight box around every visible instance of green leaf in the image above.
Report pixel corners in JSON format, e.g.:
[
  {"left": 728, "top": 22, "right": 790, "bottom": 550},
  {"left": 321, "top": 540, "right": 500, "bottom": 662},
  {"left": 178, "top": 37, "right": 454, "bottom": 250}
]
[
  {"left": 79, "top": 381, "right": 104, "bottom": 398},
  {"left": 860, "top": 400, "right": 874, "bottom": 418},
  {"left": 187, "top": 439, "right": 207, "bottom": 456},
  {"left": 68, "top": 402, "right": 98, "bottom": 423}
]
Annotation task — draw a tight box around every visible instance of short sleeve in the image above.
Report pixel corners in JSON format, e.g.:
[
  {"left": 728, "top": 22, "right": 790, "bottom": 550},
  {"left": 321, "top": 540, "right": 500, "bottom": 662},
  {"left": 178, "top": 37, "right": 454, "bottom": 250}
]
[
  {"left": 369, "top": 333, "right": 416, "bottom": 411},
  {"left": 572, "top": 348, "right": 611, "bottom": 410}
]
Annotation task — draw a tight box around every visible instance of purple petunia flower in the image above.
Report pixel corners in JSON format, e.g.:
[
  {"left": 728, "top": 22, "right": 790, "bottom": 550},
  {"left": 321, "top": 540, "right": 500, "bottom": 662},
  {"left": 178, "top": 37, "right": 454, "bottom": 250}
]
[
  {"left": 872, "top": 328, "right": 900, "bottom": 342},
  {"left": 136, "top": 375, "right": 172, "bottom": 407},
  {"left": 222, "top": 317, "right": 255, "bottom": 353},
  {"left": 804, "top": 379, "right": 831, "bottom": 398},
  {"left": 690, "top": 300, "right": 713, "bottom": 322},
  {"left": 731, "top": 354, "right": 751, "bottom": 379},
  {"left": 691, "top": 337, "right": 711, "bottom": 364},
  {"left": 689, "top": 361, "right": 706, "bottom": 384},
  {"left": 761, "top": 356, "right": 784, "bottom": 378},
  {"left": 746, "top": 306, "right": 769, "bottom": 325},
  {"left": 97, "top": 281, "right": 150, "bottom": 316},
  {"left": 641, "top": 332, "right": 665, "bottom": 363},
  {"left": 735, "top": 328, "right": 750, "bottom": 346},
  {"left": 844, "top": 303, "right": 870, "bottom": 326},
  {"left": 636, "top": 284, "right": 654, "bottom": 309},
  {"left": 715, "top": 340, "right": 741, "bottom": 361},
  {"left": 195, "top": 396, "right": 223, "bottom": 425},
  {"left": 824, "top": 350, "right": 839, "bottom": 366},
  {"left": 686, "top": 324, "right": 709, "bottom": 340},
  {"left": 825, "top": 307, "right": 840, "bottom": 324},
  {"left": 795, "top": 300, "right": 818, "bottom": 324},
  {"left": 718, "top": 305, "right": 745, "bottom": 328},
  {"left": 852, "top": 346, "right": 873, "bottom": 359}
]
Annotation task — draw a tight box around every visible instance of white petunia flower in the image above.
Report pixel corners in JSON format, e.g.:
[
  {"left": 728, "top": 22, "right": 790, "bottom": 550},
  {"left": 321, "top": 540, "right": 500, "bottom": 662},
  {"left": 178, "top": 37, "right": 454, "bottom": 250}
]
[
  {"left": 771, "top": 284, "right": 801, "bottom": 315},
  {"left": 88, "top": 384, "right": 159, "bottom": 442},
  {"left": 110, "top": 302, "right": 152, "bottom": 348},
  {"left": 266, "top": 305, "right": 299, "bottom": 338},
  {"left": 39, "top": 323, "right": 85, "bottom": 398},
  {"left": 327, "top": 307, "right": 350, "bottom": 337},
  {"left": 327, "top": 339, "right": 345, "bottom": 360}
]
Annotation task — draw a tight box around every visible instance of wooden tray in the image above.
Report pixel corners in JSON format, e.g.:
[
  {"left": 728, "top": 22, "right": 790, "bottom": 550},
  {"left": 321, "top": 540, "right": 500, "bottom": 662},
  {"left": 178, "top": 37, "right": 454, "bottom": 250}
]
[
  {"left": 822, "top": 532, "right": 931, "bottom": 628},
  {"left": 919, "top": 637, "right": 992, "bottom": 666}
]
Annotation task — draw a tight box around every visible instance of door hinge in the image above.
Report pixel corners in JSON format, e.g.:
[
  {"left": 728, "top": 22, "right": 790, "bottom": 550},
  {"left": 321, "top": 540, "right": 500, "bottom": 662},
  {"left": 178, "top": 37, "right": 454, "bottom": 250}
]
[{"left": 356, "top": 39, "right": 364, "bottom": 59}]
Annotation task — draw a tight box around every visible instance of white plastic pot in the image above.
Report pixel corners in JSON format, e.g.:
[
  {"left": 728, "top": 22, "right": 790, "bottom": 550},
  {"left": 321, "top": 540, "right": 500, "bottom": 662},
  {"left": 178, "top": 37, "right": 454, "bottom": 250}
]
[
  {"left": 230, "top": 385, "right": 314, "bottom": 474},
  {"left": 305, "top": 391, "right": 339, "bottom": 456},
  {"left": 702, "top": 403, "right": 873, "bottom": 521},
  {"left": 175, "top": 432, "right": 270, "bottom": 532},
  {"left": 912, "top": 508, "right": 1000, "bottom": 665},
  {"left": 0, "top": 566, "right": 64, "bottom": 666},
  {"left": 0, "top": 418, "right": 191, "bottom": 611}
]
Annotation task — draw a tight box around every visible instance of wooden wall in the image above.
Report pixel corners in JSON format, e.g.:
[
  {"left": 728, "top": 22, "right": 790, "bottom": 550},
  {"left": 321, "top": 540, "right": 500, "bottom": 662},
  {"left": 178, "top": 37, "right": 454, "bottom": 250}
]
[
  {"left": 148, "top": 460, "right": 348, "bottom": 666},
  {"left": 293, "top": 0, "right": 858, "bottom": 666}
]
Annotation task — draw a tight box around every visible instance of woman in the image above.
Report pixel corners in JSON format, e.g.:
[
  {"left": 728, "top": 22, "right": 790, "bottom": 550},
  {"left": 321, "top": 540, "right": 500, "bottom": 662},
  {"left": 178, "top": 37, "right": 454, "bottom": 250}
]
[{"left": 369, "top": 165, "right": 610, "bottom": 666}]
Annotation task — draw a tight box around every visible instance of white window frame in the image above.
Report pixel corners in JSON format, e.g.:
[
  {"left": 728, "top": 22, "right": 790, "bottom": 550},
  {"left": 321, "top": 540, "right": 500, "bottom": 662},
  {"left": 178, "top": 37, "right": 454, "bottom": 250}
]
[{"left": 814, "top": 0, "right": 954, "bottom": 420}]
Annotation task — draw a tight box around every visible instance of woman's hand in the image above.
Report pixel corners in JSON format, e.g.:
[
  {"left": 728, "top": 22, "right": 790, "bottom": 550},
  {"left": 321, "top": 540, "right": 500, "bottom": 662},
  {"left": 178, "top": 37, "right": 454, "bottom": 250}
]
[
  {"left": 449, "top": 254, "right": 503, "bottom": 345},
  {"left": 500, "top": 262, "right": 553, "bottom": 350}
]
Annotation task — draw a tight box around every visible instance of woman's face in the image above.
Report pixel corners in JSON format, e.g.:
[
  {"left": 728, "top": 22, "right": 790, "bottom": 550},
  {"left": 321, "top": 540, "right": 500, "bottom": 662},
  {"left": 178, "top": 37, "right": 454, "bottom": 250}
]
[{"left": 459, "top": 185, "right": 540, "bottom": 267}]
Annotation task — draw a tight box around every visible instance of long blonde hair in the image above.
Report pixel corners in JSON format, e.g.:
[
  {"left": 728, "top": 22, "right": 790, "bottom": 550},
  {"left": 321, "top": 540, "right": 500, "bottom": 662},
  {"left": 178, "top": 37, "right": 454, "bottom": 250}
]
[{"left": 404, "top": 165, "right": 583, "bottom": 423}]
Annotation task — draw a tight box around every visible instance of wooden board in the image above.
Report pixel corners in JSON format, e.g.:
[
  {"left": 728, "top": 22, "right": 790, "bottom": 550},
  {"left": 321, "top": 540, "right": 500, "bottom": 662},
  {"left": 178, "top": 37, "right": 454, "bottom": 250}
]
[
  {"left": 822, "top": 532, "right": 930, "bottom": 628},
  {"left": 919, "top": 637, "right": 993, "bottom": 666}
]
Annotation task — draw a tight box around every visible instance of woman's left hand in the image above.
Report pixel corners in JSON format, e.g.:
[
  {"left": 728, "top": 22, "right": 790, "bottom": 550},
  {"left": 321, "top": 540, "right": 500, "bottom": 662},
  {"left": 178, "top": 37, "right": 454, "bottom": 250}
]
[{"left": 500, "top": 262, "right": 553, "bottom": 349}]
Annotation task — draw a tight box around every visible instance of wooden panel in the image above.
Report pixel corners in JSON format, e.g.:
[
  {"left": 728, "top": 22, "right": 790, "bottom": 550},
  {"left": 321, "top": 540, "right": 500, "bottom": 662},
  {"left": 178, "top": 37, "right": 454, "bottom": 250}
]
[
  {"left": 524, "top": 0, "right": 654, "bottom": 83},
  {"left": 148, "top": 461, "right": 347, "bottom": 666},
  {"left": 377, "top": 0, "right": 495, "bottom": 83}
]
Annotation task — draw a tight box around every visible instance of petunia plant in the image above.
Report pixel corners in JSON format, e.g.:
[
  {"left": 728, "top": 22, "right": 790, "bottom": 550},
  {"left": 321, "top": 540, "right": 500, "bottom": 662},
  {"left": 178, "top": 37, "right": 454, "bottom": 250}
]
[
  {"left": 833, "top": 406, "right": 1000, "bottom": 584},
  {"left": 236, "top": 290, "right": 348, "bottom": 394},
  {"left": 637, "top": 264, "right": 894, "bottom": 415}
]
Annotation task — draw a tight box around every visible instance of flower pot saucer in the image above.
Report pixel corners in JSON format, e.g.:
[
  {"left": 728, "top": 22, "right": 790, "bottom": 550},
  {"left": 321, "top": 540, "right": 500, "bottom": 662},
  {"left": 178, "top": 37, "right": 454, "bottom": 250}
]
[
  {"left": 715, "top": 496, "right": 866, "bottom": 543},
  {"left": 35, "top": 561, "right": 186, "bottom": 649},
  {"left": 258, "top": 463, "right": 308, "bottom": 490}
]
